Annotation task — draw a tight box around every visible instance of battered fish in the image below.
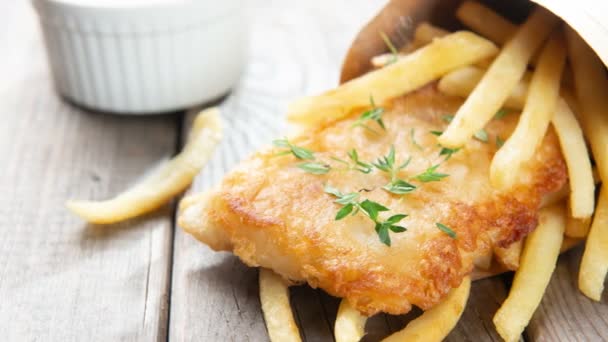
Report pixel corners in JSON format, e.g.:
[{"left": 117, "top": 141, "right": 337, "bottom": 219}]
[{"left": 178, "top": 86, "right": 566, "bottom": 315}]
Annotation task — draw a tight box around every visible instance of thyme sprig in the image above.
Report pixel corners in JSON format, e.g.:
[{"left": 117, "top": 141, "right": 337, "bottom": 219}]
[
  {"left": 273, "top": 138, "right": 330, "bottom": 174},
  {"left": 436, "top": 222, "right": 457, "bottom": 238},
  {"left": 410, "top": 128, "right": 423, "bottom": 150},
  {"left": 331, "top": 149, "right": 373, "bottom": 174},
  {"left": 373, "top": 146, "right": 416, "bottom": 195},
  {"left": 352, "top": 96, "right": 385, "bottom": 133},
  {"left": 380, "top": 31, "right": 399, "bottom": 65},
  {"left": 324, "top": 185, "right": 407, "bottom": 246},
  {"left": 297, "top": 162, "right": 330, "bottom": 174},
  {"left": 273, "top": 138, "right": 315, "bottom": 160},
  {"left": 494, "top": 108, "right": 509, "bottom": 120},
  {"left": 496, "top": 136, "right": 505, "bottom": 148},
  {"left": 413, "top": 164, "right": 449, "bottom": 182},
  {"left": 441, "top": 115, "right": 487, "bottom": 143}
]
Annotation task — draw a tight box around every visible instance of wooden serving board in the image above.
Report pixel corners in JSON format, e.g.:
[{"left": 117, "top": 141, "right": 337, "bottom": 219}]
[{"left": 0, "top": 0, "right": 607, "bottom": 341}]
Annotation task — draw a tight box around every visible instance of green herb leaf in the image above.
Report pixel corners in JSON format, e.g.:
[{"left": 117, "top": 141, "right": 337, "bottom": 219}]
[
  {"left": 376, "top": 224, "right": 391, "bottom": 246},
  {"left": 386, "top": 214, "right": 408, "bottom": 224},
  {"left": 297, "top": 162, "right": 330, "bottom": 174},
  {"left": 380, "top": 31, "right": 399, "bottom": 65},
  {"left": 360, "top": 199, "right": 389, "bottom": 221},
  {"left": 387, "top": 145, "right": 395, "bottom": 165},
  {"left": 324, "top": 184, "right": 343, "bottom": 197},
  {"left": 352, "top": 96, "right": 386, "bottom": 131},
  {"left": 399, "top": 156, "right": 412, "bottom": 170},
  {"left": 348, "top": 149, "right": 359, "bottom": 162},
  {"left": 330, "top": 156, "right": 349, "bottom": 166},
  {"left": 335, "top": 203, "right": 354, "bottom": 220},
  {"left": 291, "top": 145, "right": 314, "bottom": 160},
  {"left": 410, "top": 128, "right": 423, "bottom": 150},
  {"left": 389, "top": 225, "right": 407, "bottom": 233},
  {"left": 373, "top": 146, "right": 396, "bottom": 173},
  {"left": 442, "top": 114, "right": 454, "bottom": 123},
  {"left": 435, "top": 222, "right": 457, "bottom": 238},
  {"left": 439, "top": 146, "right": 461, "bottom": 160},
  {"left": 273, "top": 150, "right": 292, "bottom": 157},
  {"left": 474, "top": 129, "right": 488, "bottom": 143},
  {"left": 272, "top": 139, "right": 290, "bottom": 148},
  {"left": 335, "top": 193, "right": 359, "bottom": 205},
  {"left": 375, "top": 147, "right": 414, "bottom": 186},
  {"left": 383, "top": 179, "right": 416, "bottom": 195},
  {"left": 496, "top": 136, "right": 505, "bottom": 148},
  {"left": 348, "top": 149, "right": 373, "bottom": 173},
  {"left": 494, "top": 108, "right": 509, "bottom": 120},
  {"left": 414, "top": 164, "right": 449, "bottom": 182},
  {"left": 273, "top": 138, "right": 315, "bottom": 160},
  {"left": 325, "top": 185, "right": 359, "bottom": 205},
  {"left": 376, "top": 218, "right": 408, "bottom": 245},
  {"left": 430, "top": 130, "right": 461, "bottom": 159}
]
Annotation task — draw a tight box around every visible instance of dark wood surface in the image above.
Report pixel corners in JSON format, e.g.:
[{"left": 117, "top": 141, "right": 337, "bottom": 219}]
[{"left": 1, "top": 0, "right": 606, "bottom": 341}]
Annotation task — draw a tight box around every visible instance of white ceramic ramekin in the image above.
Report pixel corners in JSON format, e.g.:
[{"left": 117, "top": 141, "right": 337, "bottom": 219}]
[{"left": 32, "top": 0, "right": 246, "bottom": 114}]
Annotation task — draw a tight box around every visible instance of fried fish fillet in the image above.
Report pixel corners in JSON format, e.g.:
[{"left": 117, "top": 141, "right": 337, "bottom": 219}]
[{"left": 179, "top": 86, "right": 566, "bottom": 316}]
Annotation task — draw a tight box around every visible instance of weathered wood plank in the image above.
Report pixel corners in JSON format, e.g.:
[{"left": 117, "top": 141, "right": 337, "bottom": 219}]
[
  {"left": 526, "top": 245, "right": 608, "bottom": 341},
  {"left": 0, "top": 2, "right": 176, "bottom": 340}
]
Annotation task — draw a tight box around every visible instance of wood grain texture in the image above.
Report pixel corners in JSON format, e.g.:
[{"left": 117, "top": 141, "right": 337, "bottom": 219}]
[
  {"left": 526, "top": 245, "right": 608, "bottom": 341},
  {"left": 0, "top": 2, "right": 176, "bottom": 340}
]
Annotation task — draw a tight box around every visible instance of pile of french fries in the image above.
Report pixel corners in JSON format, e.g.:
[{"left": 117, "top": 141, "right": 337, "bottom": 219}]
[{"left": 262, "top": 1, "right": 608, "bottom": 341}]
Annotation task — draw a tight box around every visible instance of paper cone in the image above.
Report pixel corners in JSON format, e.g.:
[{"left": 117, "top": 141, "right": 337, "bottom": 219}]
[{"left": 341, "top": 0, "right": 607, "bottom": 83}]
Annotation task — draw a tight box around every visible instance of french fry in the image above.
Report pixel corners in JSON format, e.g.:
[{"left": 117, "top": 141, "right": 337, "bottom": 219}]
[
  {"left": 259, "top": 269, "right": 302, "bottom": 342},
  {"left": 438, "top": 8, "right": 559, "bottom": 148},
  {"left": 455, "top": 0, "right": 564, "bottom": 73},
  {"left": 551, "top": 100, "right": 596, "bottom": 218},
  {"left": 578, "top": 188, "right": 608, "bottom": 301},
  {"left": 382, "top": 277, "right": 470, "bottom": 342},
  {"left": 439, "top": 66, "right": 595, "bottom": 218},
  {"left": 438, "top": 66, "right": 528, "bottom": 109},
  {"left": 473, "top": 234, "right": 582, "bottom": 281},
  {"left": 456, "top": 1, "right": 516, "bottom": 45},
  {"left": 287, "top": 31, "right": 498, "bottom": 125},
  {"left": 490, "top": 32, "right": 566, "bottom": 190},
  {"left": 493, "top": 204, "right": 566, "bottom": 342},
  {"left": 565, "top": 27, "right": 608, "bottom": 189},
  {"left": 66, "top": 108, "right": 223, "bottom": 224},
  {"left": 494, "top": 241, "right": 522, "bottom": 271},
  {"left": 334, "top": 299, "right": 367, "bottom": 342},
  {"left": 565, "top": 30, "right": 608, "bottom": 300}
]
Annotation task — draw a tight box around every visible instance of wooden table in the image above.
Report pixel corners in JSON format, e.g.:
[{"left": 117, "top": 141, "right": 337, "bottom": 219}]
[{"left": 1, "top": 1, "right": 606, "bottom": 341}]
